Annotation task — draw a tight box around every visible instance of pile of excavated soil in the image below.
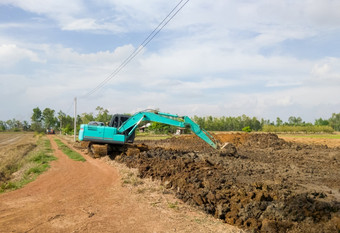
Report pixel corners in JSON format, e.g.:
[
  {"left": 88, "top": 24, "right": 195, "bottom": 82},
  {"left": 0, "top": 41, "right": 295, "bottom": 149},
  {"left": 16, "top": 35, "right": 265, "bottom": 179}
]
[{"left": 117, "top": 133, "right": 340, "bottom": 232}]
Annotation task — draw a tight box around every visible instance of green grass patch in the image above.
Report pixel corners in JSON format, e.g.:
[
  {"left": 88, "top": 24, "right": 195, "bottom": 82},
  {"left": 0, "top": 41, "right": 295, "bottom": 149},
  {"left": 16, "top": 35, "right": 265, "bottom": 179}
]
[
  {"left": 0, "top": 138, "right": 57, "bottom": 193},
  {"left": 135, "top": 132, "right": 172, "bottom": 140},
  {"left": 54, "top": 138, "right": 86, "bottom": 162},
  {"left": 168, "top": 201, "right": 179, "bottom": 209}
]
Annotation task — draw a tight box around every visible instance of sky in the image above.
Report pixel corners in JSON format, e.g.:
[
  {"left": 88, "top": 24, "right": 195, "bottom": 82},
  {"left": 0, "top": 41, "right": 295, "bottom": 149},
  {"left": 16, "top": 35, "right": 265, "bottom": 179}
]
[{"left": 1, "top": 0, "right": 340, "bottom": 123}]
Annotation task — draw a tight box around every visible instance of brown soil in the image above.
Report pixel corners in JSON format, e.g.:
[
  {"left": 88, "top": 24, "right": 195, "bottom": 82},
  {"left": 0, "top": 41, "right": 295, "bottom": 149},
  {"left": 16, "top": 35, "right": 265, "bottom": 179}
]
[
  {"left": 0, "top": 135, "right": 241, "bottom": 233},
  {"left": 279, "top": 135, "right": 340, "bottom": 148},
  {"left": 126, "top": 133, "right": 340, "bottom": 232}
]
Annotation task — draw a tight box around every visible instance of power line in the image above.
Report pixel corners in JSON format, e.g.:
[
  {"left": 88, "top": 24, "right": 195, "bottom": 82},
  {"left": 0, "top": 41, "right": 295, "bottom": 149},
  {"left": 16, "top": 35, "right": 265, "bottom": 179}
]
[{"left": 82, "top": 0, "right": 190, "bottom": 98}]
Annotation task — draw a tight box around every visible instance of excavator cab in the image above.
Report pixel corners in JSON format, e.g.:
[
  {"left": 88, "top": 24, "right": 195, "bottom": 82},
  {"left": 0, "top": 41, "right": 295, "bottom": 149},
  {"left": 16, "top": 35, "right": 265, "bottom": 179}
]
[{"left": 109, "top": 114, "right": 135, "bottom": 143}]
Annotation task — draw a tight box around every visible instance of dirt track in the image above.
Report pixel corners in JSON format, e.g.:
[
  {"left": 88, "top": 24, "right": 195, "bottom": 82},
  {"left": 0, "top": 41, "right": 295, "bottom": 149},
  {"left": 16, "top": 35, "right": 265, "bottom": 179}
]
[{"left": 0, "top": 135, "right": 241, "bottom": 232}]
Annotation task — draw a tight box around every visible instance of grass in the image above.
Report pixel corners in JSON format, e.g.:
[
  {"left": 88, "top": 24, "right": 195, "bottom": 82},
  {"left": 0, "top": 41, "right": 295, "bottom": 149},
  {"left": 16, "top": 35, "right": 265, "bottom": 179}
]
[
  {"left": 54, "top": 138, "right": 86, "bottom": 162},
  {"left": 168, "top": 201, "right": 179, "bottom": 209},
  {"left": 121, "top": 171, "right": 143, "bottom": 186},
  {"left": 0, "top": 137, "right": 57, "bottom": 193},
  {"left": 135, "top": 132, "right": 172, "bottom": 140}
]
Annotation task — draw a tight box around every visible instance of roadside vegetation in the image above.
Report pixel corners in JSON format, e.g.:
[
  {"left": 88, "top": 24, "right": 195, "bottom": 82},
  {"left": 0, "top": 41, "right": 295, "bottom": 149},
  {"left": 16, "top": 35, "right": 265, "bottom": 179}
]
[
  {"left": 0, "top": 135, "right": 57, "bottom": 193},
  {"left": 1, "top": 106, "right": 340, "bottom": 135},
  {"left": 54, "top": 138, "right": 86, "bottom": 162}
]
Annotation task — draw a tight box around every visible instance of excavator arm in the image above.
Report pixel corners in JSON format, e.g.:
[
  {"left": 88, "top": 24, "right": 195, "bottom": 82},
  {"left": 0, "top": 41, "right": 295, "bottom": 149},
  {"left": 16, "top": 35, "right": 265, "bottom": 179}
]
[{"left": 118, "top": 111, "right": 218, "bottom": 149}]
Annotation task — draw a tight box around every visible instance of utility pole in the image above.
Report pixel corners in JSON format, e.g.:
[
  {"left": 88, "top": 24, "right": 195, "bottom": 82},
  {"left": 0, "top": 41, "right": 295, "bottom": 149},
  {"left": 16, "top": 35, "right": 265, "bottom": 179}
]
[{"left": 74, "top": 97, "right": 77, "bottom": 142}]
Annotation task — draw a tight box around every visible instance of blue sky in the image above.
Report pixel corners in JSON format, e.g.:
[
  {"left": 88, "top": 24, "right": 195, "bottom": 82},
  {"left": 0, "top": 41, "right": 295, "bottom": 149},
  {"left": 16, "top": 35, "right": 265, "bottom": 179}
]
[{"left": 1, "top": 0, "right": 340, "bottom": 123}]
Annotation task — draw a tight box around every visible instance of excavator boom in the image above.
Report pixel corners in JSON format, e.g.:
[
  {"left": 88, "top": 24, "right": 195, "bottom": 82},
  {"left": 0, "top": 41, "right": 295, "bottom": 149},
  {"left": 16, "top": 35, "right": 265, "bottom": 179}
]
[{"left": 79, "top": 111, "right": 218, "bottom": 149}]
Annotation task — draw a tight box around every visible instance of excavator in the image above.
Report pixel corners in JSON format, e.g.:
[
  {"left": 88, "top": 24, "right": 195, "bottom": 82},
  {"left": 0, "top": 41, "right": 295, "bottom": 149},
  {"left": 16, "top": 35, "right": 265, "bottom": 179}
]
[{"left": 79, "top": 110, "right": 220, "bottom": 157}]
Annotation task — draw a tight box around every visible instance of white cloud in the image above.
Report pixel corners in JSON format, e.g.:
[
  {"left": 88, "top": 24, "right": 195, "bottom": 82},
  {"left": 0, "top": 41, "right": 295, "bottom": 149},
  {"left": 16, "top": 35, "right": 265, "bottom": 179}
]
[
  {"left": 0, "top": 44, "right": 44, "bottom": 67},
  {"left": 311, "top": 58, "right": 340, "bottom": 83},
  {"left": 1, "top": 1, "right": 340, "bottom": 122}
]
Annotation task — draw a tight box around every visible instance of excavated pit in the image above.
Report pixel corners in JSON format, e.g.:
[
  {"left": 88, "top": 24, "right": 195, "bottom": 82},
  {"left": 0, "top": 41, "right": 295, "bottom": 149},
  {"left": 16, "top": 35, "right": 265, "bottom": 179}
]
[{"left": 113, "top": 133, "right": 340, "bottom": 232}]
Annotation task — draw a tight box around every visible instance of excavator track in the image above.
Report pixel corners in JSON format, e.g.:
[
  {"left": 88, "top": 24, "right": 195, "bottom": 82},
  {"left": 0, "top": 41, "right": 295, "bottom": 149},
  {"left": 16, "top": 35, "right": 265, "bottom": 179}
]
[
  {"left": 90, "top": 144, "right": 109, "bottom": 158},
  {"left": 80, "top": 142, "right": 149, "bottom": 159}
]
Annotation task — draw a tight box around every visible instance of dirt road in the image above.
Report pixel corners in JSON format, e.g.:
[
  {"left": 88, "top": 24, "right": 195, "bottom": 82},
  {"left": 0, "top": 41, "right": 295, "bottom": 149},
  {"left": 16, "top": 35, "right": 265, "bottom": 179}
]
[{"left": 0, "top": 135, "right": 241, "bottom": 232}]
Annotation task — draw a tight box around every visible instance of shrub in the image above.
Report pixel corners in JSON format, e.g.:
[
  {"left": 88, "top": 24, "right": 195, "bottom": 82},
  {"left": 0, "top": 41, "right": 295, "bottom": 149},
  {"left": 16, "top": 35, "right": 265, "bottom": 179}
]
[{"left": 242, "top": 126, "right": 252, "bottom": 133}]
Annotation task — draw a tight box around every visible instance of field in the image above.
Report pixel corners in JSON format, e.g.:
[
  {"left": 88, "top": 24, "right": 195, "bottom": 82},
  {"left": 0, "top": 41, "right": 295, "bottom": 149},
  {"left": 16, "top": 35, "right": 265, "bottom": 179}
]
[
  {"left": 0, "top": 132, "right": 339, "bottom": 232},
  {"left": 0, "top": 133, "right": 37, "bottom": 188}
]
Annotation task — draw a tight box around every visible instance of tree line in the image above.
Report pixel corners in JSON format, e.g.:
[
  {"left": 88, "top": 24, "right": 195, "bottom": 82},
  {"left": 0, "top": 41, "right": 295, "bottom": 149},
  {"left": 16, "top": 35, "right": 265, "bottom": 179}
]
[
  {"left": 1, "top": 107, "right": 340, "bottom": 133},
  {"left": 192, "top": 114, "right": 340, "bottom": 132}
]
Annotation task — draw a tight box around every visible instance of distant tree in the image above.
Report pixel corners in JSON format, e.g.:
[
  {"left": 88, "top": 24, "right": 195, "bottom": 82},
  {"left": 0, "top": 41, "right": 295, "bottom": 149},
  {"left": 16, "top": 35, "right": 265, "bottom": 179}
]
[
  {"left": 314, "top": 118, "right": 329, "bottom": 126},
  {"left": 95, "top": 106, "right": 111, "bottom": 124},
  {"left": 0, "top": 121, "right": 6, "bottom": 131},
  {"left": 81, "top": 112, "right": 95, "bottom": 124},
  {"left": 5, "top": 119, "right": 14, "bottom": 129},
  {"left": 148, "top": 122, "right": 176, "bottom": 134},
  {"left": 329, "top": 113, "right": 340, "bottom": 131},
  {"left": 23, "top": 121, "right": 30, "bottom": 131},
  {"left": 43, "top": 108, "right": 57, "bottom": 129},
  {"left": 276, "top": 117, "right": 283, "bottom": 126},
  {"left": 251, "top": 117, "right": 261, "bottom": 131},
  {"left": 288, "top": 116, "right": 303, "bottom": 126},
  {"left": 31, "top": 107, "right": 43, "bottom": 132}
]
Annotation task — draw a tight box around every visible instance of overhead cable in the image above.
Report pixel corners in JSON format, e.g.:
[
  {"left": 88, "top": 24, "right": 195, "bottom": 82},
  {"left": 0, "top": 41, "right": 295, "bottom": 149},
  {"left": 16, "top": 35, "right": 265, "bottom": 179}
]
[{"left": 81, "top": 0, "right": 190, "bottom": 98}]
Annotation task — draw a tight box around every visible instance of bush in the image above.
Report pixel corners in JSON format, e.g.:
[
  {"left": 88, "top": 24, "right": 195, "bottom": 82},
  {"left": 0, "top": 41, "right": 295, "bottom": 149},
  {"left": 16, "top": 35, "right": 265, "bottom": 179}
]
[{"left": 242, "top": 126, "right": 252, "bottom": 133}]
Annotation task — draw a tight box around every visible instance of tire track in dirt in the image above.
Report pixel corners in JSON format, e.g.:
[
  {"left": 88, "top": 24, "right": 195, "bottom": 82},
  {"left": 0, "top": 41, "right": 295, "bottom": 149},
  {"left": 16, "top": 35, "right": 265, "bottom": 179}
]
[{"left": 0, "top": 135, "right": 242, "bottom": 233}]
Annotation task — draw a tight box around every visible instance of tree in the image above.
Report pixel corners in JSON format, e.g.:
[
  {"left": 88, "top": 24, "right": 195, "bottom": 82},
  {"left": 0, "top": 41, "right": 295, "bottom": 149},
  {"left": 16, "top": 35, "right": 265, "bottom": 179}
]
[
  {"left": 0, "top": 121, "right": 6, "bottom": 131},
  {"left": 288, "top": 116, "right": 303, "bottom": 126},
  {"left": 329, "top": 113, "right": 340, "bottom": 131},
  {"left": 276, "top": 117, "right": 283, "bottom": 126},
  {"left": 23, "top": 121, "right": 30, "bottom": 131},
  {"left": 43, "top": 108, "right": 57, "bottom": 129},
  {"left": 81, "top": 112, "right": 95, "bottom": 124},
  {"left": 148, "top": 122, "right": 176, "bottom": 134},
  {"left": 314, "top": 118, "right": 329, "bottom": 126},
  {"left": 95, "top": 106, "right": 111, "bottom": 124},
  {"left": 31, "top": 107, "right": 43, "bottom": 132}
]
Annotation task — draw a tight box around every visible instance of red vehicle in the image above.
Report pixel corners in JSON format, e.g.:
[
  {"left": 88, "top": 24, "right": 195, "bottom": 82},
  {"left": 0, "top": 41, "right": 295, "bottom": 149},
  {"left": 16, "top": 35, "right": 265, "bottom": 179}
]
[{"left": 46, "top": 129, "right": 55, "bottom": 134}]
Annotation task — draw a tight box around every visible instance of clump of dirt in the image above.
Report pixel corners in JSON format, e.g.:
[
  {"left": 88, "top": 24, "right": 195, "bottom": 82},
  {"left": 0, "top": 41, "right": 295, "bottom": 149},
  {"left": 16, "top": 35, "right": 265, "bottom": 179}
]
[{"left": 119, "top": 133, "right": 340, "bottom": 232}]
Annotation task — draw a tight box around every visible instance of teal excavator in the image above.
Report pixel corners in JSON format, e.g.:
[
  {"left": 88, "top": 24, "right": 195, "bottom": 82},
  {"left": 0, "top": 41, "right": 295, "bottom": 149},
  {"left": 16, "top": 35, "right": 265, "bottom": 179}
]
[{"left": 79, "top": 110, "right": 219, "bottom": 157}]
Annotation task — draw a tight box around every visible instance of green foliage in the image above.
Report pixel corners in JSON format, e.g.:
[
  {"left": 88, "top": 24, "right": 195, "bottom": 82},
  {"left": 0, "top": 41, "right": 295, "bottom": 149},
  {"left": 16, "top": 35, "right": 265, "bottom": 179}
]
[
  {"left": 80, "top": 112, "right": 95, "bottom": 124},
  {"left": 192, "top": 115, "right": 262, "bottom": 131},
  {"left": 54, "top": 139, "right": 86, "bottom": 162},
  {"left": 329, "top": 113, "right": 340, "bottom": 131},
  {"left": 262, "top": 125, "right": 334, "bottom": 133},
  {"left": 42, "top": 108, "right": 57, "bottom": 129},
  {"left": 242, "top": 126, "right": 252, "bottom": 132},
  {"left": 147, "top": 122, "right": 177, "bottom": 134},
  {"left": 31, "top": 107, "right": 42, "bottom": 123},
  {"left": 314, "top": 118, "right": 329, "bottom": 126},
  {"left": 276, "top": 117, "right": 283, "bottom": 126},
  {"left": 95, "top": 106, "right": 111, "bottom": 124},
  {"left": 168, "top": 201, "right": 179, "bottom": 209},
  {"left": 288, "top": 116, "right": 303, "bottom": 126}
]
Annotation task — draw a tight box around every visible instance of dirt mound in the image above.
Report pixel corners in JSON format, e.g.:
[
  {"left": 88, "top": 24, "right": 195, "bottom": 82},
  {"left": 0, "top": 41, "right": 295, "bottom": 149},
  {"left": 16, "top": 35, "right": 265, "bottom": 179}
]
[
  {"left": 116, "top": 148, "right": 339, "bottom": 232},
  {"left": 120, "top": 133, "right": 340, "bottom": 232},
  {"left": 137, "top": 133, "right": 290, "bottom": 151}
]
